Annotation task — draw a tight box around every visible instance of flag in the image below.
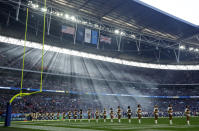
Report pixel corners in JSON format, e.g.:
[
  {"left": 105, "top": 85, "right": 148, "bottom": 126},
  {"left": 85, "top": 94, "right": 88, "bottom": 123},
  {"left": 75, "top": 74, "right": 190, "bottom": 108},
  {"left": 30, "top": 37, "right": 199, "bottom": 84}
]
[
  {"left": 100, "top": 35, "right": 111, "bottom": 44},
  {"left": 84, "top": 28, "right": 91, "bottom": 43},
  {"left": 76, "top": 27, "right": 85, "bottom": 42},
  {"left": 61, "top": 25, "right": 75, "bottom": 35},
  {"left": 91, "top": 30, "right": 98, "bottom": 45}
]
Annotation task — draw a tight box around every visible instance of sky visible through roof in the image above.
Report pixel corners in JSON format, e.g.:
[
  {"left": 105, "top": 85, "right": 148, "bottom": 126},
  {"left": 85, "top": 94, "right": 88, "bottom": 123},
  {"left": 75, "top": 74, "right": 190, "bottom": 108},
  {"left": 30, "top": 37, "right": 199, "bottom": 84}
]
[{"left": 139, "top": 0, "right": 199, "bottom": 26}]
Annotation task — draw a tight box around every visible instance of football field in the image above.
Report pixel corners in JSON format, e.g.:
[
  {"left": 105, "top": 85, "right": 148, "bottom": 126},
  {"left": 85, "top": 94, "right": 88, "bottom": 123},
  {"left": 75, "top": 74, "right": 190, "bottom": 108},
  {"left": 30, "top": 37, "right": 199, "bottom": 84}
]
[{"left": 0, "top": 117, "right": 199, "bottom": 131}]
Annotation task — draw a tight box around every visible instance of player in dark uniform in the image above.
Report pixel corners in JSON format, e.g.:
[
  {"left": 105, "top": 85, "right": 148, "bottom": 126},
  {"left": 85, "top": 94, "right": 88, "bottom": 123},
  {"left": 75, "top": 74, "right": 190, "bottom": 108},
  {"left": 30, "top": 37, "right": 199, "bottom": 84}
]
[
  {"left": 95, "top": 109, "right": 99, "bottom": 123},
  {"left": 79, "top": 109, "right": 83, "bottom": 122},
  {"left": 167, "top": 104, "right": 173, "bottom": 125},
  {"left": 74, "top": 109, "right": 78, "bottom": 122},
  {"left": 110, "top": 108, "right": 114, "bottom": 123},
  {"left": 87, "top": 109, "right": 91, "bottom": 123},
  {"left": 154, "top": 105, "right": 159, "bottom": 124},
  {"left": 103, "top": 108, "right": 107, "bottom": 122},
  {"left": 68, "top": 111, "right": 72, "bottom": 122},
  {"left": 127, "top": 106, "right": 132, "bottom": 123},
  {"left": 137, "top": 104, "right": 142, "bottom": 124},
  {"left": 185, "top": 105, "right": 191, "bottom": 125}
]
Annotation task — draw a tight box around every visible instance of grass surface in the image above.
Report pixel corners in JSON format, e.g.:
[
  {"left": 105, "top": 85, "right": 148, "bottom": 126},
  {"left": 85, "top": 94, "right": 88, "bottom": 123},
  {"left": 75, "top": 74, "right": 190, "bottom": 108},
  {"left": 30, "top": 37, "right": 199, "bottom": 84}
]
[{"left": 0, "top": 117, "right": 199, "bottom": 131}]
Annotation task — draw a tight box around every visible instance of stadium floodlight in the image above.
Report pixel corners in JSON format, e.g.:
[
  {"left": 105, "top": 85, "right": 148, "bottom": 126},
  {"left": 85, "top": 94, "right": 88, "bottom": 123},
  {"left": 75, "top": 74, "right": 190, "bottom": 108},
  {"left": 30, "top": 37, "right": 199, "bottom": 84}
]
[
  {"left": 131, "top": 34, "right": 136, "bottom": 39},
  {"left": 179, "top": 45, "right": 185, "bottom": 50},
  {"left": 65, "top": 14, "right": 69, "bottom": 19},
  {"left": 189, "top": 47, "right": 194, "bottom": 51},
  {"left": 70, "top": 16, "right": 76, "bottom": 22},
  {"left": 56, "top": 12, "right": 60, "bottom": 16},
  {"left": 32, "top": 4, "right": 39, "bottom": 9},
  {"left": 94, "top": 24, "right": 99, "bottom": 28},
  {"left": 194, "top": 48, "right": 199, "bottom": 52},
  {"left": 120, "top": 31, "right": 125, "bottom": 36},
  {"left": 82, "top": 21, "right": 87, "bottom": 25},
  {"left": 28, "top": 1, "right": 32, "bottom": 4},
  {"left": 114, "top": 29, "right": 120, "bottom": 34},
  {"left": 41, "top": 8, "right": 47, "bottom": 12}
]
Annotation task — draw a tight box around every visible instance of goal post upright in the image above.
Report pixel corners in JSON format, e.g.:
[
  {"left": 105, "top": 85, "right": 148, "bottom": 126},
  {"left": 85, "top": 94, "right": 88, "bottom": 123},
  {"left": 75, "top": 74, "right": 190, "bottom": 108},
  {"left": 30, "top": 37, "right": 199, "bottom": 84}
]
[{"left": 4, "top": 0, "right": 47, "bottom": 127}]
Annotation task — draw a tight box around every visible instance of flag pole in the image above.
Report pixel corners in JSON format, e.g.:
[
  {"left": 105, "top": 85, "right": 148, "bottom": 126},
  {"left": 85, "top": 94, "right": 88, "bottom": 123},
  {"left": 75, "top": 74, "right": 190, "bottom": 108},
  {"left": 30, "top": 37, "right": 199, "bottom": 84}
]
[
  {"left": 97, "top": 21, "right": 101, "bottom": 49},
  {"left": 74, "top": 21, "right": 78, "bottom": 45},
  {"left": 97, "top": 29, "right": 100, "bottom": 49}
]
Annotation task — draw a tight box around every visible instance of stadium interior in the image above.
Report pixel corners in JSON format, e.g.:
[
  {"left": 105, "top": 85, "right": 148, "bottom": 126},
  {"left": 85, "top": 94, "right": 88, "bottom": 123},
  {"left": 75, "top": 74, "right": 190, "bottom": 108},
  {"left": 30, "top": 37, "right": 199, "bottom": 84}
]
[{"left": 0, "top": 0, "right": 199, "bottom": 131}]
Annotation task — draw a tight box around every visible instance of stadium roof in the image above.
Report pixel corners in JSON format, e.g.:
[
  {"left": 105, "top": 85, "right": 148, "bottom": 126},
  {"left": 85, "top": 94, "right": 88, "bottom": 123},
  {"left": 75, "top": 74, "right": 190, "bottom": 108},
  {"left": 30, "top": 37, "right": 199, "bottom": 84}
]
[
  {"left": 1, "top": 0, "right": 199, "bottom": 65},
  {"left": 46, "top": 0, "right": 199, "bottom": 40}
]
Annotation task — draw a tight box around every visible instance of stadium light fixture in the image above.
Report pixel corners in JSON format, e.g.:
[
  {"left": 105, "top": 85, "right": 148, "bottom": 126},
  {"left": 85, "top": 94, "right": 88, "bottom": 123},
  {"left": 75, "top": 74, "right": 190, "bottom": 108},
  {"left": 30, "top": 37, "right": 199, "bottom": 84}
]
[
  {"left": 131, "top": 34, "right": 136, "bottom": 39},
  {"left": 82, "top": 21, "right": 87, "bottom": 25},
  {"left": 120, "top": 31, "right": 125, "bottom": 36},
  {"left": 41, "top": 8, "right": 47, "bottom": 12},
  {"left": 32, "top": 4, "right": 39, "bottom": 9},
  {"left": 194, "top": 48, "right": 199, "bottom": 52},
  {"left": 94, "top": 24, "right": 99, "bottom": 28},
  {"left": 56, "top": 12, "right": 60, "bottom": 16},
  {"left": 65, "top": 14, "right": 69, "bottom": 19},
  {"left": 70, "top": 16, "right": 76, "bottom": 22},
  {"left": 114, "top": 29, "right": 120, "bottom": 34},
  {"left": 179, "top": 45, "right": 185, "bottom": 50},
  {"left": 189, "top": 47, "right": 194, "bottom": 51}
]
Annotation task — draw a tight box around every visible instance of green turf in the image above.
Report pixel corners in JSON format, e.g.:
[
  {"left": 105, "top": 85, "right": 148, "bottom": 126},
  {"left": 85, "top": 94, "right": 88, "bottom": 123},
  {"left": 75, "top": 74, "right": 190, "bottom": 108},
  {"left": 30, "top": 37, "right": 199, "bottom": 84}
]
[
  {"left": 0, "top": 127, "right": 44, "bottom": 131},
  {"left": 1, "top": 117, "right": 199, "bottom": 131}
]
